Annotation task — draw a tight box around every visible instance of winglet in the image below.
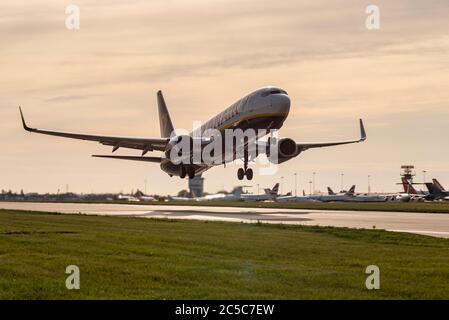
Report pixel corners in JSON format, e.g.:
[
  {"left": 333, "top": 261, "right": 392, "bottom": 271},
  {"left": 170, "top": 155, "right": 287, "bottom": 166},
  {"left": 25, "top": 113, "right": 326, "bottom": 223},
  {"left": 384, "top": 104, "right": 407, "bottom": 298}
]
[
  {"left": 19, "top": 107, "right": 35, "bottom": 132},
  {"left": 359, "top": 119, "right": 367, "bottom": 141}
]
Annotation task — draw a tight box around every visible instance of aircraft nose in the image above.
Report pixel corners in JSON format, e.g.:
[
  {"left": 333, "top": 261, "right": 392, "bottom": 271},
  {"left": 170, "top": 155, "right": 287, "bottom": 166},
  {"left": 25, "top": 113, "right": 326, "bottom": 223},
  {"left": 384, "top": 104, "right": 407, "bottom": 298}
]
[{"left": 271, "top": 94, "right": 291, "bottom": 115}]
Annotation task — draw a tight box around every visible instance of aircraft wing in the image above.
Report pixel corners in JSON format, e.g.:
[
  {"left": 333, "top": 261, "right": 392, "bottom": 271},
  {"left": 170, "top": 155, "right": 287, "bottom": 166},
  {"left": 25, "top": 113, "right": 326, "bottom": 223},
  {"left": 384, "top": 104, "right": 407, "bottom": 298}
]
[
  {"left": 92, "top": 155, "right": 163, "bottom": 162},
  {"left": 19, "top": 107, "right": 169, "bottom": 153},
  {"left": 297, "top": 119, "right": 366, "bottom": 151}
]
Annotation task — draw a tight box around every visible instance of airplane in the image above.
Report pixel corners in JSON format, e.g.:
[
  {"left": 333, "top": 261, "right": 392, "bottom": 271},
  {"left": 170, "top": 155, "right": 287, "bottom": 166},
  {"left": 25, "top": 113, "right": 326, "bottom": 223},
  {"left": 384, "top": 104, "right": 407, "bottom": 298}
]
[
  {"left": 117, "top": 190, "right": 156, "bottom": 202},
  {"left": 19, "top": 87, "right": 366, "bottom": 181},
  {"left": 328, "top": 186, "right": 355, "bottom": 195},
  {"left": 399, "top": 177, "right": 428, "bottom": 201},
  {"left": 327, "top": 185, "right": 355, "bottom": 196},
  {"left": 432, "top": 179, "right": 446, "bottom": 193},
  {"left": 117, "top": 194, "right": 140, "bottom": 202},
  {"left": 264, "top": 183, "right": 280, "bottom": 197},
  {"left": 277, "top": 189, "right": 320, "bottom": 202},
  {"left": 311, "top": 185, "right": 356, "bottom": 202},
  {"left": 241, "top": 183, "right": 280, "bottom": 201},
  {"left": 195, "top": 186, "right": 245, "bottom": 202},
  {"left": 346, "top": 194, "right": 387, "bottom": 202},
  {"left": 169, "top": 186, "right": 245, "bottom": 202},
  {"left": 168, "top": 195, "right": 196, "bottom": 201},
  {"left": 425, "top": 179, "right": 449, "bottom": 201}
]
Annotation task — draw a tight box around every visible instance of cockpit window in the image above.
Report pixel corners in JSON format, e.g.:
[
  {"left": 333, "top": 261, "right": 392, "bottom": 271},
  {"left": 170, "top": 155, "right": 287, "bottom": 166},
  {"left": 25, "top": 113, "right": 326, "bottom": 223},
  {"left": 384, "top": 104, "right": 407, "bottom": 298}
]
[{"left": 261, "top": 89, "right": 288, "bottom": 97}]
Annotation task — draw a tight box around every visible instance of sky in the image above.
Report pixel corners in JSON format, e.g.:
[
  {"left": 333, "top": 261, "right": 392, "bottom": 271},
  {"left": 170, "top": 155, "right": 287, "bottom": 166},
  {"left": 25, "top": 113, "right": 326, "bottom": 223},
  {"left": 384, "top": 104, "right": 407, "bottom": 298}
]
[{"left": 1, "top": 0, "right": 448, "bottom": 195}]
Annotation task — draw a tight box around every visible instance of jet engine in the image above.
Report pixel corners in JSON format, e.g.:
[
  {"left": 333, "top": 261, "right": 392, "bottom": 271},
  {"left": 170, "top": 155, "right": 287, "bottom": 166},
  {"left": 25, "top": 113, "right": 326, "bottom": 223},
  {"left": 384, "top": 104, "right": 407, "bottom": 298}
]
[{"left": 266, "top": 138, "right": 301, "bottom": 164}]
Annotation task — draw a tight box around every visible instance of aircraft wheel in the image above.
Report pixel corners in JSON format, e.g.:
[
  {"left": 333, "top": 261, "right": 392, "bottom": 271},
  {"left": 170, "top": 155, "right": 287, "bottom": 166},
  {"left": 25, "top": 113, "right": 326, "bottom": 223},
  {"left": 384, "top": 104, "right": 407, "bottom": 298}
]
[
  {"left": 188, "top": 166, "right": 195, "bottom": 179},
  {"left": 237, "top": 168, "right": 245, "bottom": 180},
  {"left": 179, "top": 166, "right": 186, "bottom": 179},
  {"left": 246, "top": 168, "right": 253, "bottom": 180}
]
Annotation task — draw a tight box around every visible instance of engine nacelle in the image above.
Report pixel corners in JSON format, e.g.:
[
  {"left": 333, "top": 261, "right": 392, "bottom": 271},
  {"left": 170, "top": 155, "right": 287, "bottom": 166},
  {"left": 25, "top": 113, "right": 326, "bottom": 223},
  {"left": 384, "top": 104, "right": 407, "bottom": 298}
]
[
  {"left": 278, "top": 138, "right": 298, "bottom": 159},
  {"left": 266, "top": 138, "right": 301, "bottom": 164}
]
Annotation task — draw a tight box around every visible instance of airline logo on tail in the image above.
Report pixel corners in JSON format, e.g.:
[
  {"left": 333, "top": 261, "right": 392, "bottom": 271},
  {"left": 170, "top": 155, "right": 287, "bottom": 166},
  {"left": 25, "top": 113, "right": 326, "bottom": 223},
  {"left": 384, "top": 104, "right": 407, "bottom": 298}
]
[
  {"left": 425, "top": 182, "right": 440, "bottom": 196},
  {"left": 426, "top": 179, "right": 448, "bottom": 199},
  {"left": 264, "top": 183, "right": 279, "bottom": 196},
  {"left": 327, "top": 187, "right": 336, "bottom": 195},
  {"left": 345, "top": 185, "right": 356, "bottom": 195},
  {"left": 432, "top": 179, "right": 446, "bottom": 192},
  {"left": 401, "top": 177, "right": 417, "bottom": 194}
]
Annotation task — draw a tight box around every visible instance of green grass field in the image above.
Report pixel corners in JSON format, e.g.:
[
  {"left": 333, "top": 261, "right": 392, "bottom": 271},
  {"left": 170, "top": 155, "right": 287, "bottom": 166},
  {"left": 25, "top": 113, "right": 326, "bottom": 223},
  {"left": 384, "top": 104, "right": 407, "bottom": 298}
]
[{"left": 1, "top": 209, "right": 448, "bottom": 299}]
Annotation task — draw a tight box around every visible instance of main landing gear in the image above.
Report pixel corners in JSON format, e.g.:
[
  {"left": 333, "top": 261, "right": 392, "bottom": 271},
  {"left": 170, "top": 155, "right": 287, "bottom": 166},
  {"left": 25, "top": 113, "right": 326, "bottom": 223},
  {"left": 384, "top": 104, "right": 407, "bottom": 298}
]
[
  {"left": 237, "top": 167, "right": 253, "bottom": 180},
  {"left": 179, "top": 165, "right": 195, "bottom": 179},
  {"left": 237, "top": 151, "right": 253, "bottom": 180}
]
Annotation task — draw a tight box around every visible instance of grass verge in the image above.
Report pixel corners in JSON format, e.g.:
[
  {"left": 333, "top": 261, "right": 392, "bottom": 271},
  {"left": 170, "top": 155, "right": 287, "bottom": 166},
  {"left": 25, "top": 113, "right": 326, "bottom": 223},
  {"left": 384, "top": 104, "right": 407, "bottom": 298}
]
[{"left": 1, "top": 209, "right": 448, "bottom": 299}]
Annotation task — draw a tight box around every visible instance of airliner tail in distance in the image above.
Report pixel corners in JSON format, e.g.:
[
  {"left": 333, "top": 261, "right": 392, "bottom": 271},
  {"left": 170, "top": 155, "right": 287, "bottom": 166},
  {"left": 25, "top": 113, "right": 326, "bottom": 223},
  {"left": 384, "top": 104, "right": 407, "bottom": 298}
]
[
  {"left": 345, "top": 185, "right": 356, "bottom": 195},
  {"left": 264, "top": 183, "right": 280, "bottom": 196},
  {"left": 432, "top": 179, "right": 446, "bottom": 192},
  {"left": 426, "top": 179, "right": 449, "bottom": 201},
  {"left": 401, "top": 177, "right": 418, "bottom": 194}
]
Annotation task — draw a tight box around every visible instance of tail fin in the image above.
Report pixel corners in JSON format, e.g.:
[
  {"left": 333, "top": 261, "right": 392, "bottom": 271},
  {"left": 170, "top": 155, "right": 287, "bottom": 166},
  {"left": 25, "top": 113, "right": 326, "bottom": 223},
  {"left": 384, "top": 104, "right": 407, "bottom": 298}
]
[
  {"left": 157, "top": 90, "right": 175, "bottom": 138},
  {"left": 345, "top": 185, "right": 356, "bottom": 195},
  {"left": 401, "top": 177, "right": 417, "bottom": 194},
  {"left": 432, "top": 179, "right": 445, "bottom": 192},
  {"left": 425, "top": 182, "right": 440, "bottom": 196},
  {"left": 271, "top": 183, "right": 280, "bottom": 195},
  {"left": 327, "top": 187, "right": 335, "bottom": 195},
  {"left": 232, "top": 186, "right": 243, "bottom": 196}
]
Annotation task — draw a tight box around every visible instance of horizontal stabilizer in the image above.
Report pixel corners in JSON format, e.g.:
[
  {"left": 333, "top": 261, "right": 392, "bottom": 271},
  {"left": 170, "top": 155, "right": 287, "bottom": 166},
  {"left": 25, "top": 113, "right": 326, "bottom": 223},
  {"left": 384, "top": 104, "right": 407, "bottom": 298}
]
[{"left": 92, "top": 155, "right": 162, "bottom": 163}]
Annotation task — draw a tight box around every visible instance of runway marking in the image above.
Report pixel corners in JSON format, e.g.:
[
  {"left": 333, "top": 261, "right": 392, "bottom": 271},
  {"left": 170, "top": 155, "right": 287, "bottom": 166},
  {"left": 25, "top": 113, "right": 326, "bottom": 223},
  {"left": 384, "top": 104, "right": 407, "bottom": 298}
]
[{"left": 388, "top": 229, "right": 449, "bottom": 236}]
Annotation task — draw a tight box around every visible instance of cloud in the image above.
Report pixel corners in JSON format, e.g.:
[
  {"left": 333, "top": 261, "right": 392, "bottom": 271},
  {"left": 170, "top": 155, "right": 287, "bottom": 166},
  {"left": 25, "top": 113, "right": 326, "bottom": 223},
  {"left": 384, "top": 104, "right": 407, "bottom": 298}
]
[
  {"left": 45, "top": 95, "right": 91, "bottom": 103},
  {"left": 1, "top": 0, "right": 448, "bottom": 194}
]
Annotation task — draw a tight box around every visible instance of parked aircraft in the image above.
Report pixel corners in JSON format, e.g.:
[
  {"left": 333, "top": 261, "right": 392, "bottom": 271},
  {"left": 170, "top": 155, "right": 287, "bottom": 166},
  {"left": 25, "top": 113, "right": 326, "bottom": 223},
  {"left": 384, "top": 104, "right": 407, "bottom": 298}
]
[
  {"left": 425, "top": 179, "right": 449, "bottom": 201},
  {"left": 195, "top": 186, "right": 245, "bottom": 202},
  {"left": 241, "top": 183, "right": 280, "bottom": 201},
  {"left": 20, "top": 87, "right": 366, "bottom": 181},
  {"left": 346, "top": 194, "right": 387, "bottom": 202},
  {"left": 400, "top": 177, "right": 428, "bottom": 201},
  {"left": 276, "top": 194, "right": 320, "bottom": 202},
  {"left": 313, "top": 185, "right": 356, "bottom": 202}
]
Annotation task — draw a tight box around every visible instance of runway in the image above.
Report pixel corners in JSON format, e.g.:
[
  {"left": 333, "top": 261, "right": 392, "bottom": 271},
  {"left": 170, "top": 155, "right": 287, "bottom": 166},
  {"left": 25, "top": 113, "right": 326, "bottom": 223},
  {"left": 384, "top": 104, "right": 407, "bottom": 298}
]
[{"left": 1, "top": 201, "right": 449, "bottom": 238}]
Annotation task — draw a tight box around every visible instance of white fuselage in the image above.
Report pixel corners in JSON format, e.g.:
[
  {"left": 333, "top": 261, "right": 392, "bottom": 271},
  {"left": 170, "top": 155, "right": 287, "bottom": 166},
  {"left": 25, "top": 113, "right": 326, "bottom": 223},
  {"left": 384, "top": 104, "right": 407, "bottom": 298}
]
[{"left": 161, "top": 87, "right": 291, "bottom": 176}]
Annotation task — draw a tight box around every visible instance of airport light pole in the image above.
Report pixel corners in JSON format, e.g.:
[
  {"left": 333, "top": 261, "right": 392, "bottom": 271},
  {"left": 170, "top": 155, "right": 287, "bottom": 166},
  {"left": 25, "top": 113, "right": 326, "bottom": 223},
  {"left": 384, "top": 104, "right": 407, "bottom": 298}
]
[
  {"left": 368, "top": 175, "right": 371, "bottom": 195},
  {"left": 294, "top": 173, "right": 298, "bottom": 197},
  {"left": 341, "top": 173, "right": 344, "bottom": 192},
  {"left": 144, "top": 179, "right": 147, "bottom": 195},
  {"left": 422, "top": 170, "right": 427, "bottom": 183},
  {"left": 309, "top": 181, "right": 312, "bottom": 196},
  {"left": 281, "top": 176, "right": 284, "bottom": 195},
  {"left": 312, "top": 172, "right": 316, "bottom": 195},
  {"left": 257, "top": 184, "right": 260, "bottom": 196}
]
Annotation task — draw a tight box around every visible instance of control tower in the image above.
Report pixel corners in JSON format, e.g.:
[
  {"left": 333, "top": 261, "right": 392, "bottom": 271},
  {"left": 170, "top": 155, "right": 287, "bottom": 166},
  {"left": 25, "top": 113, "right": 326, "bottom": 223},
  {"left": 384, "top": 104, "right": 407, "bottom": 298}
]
[{"left": 188, "top": 175, "right": 204, "bottom": 197}]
